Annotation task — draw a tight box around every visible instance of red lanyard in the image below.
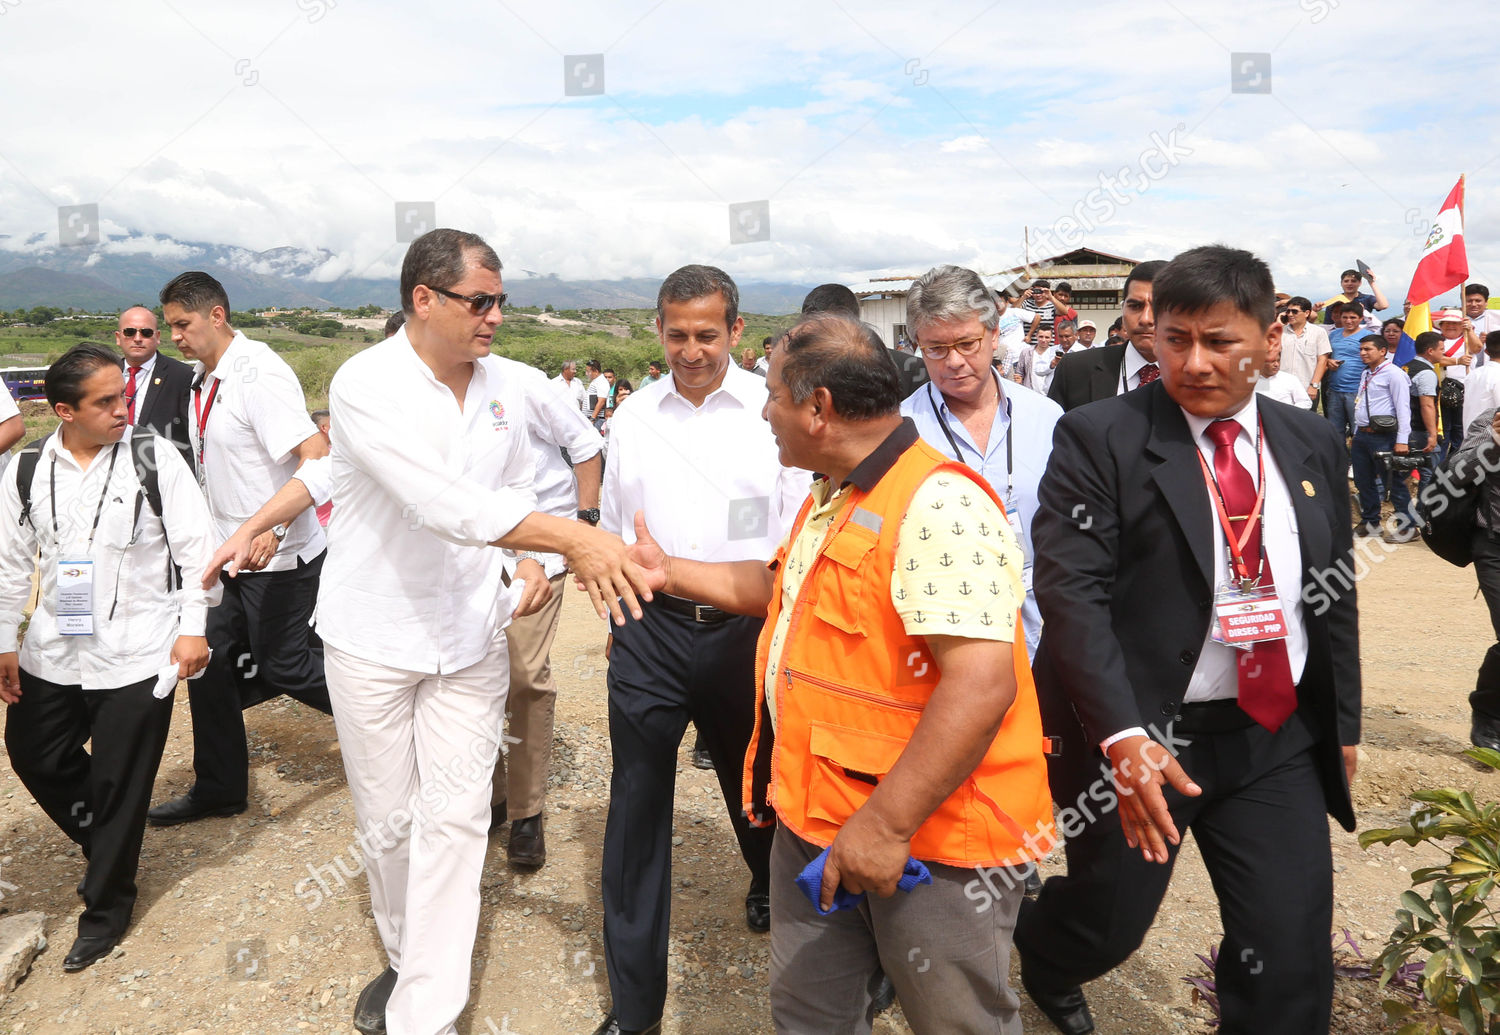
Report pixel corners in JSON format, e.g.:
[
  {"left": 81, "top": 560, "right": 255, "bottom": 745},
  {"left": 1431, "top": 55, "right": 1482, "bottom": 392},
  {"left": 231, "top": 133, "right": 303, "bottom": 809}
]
[
  {"left": 1195, "top": 417, "right": 1267, "bottom": 585},
  {"left": 193, "top": 378, "right": 220, "bottom": 466}
]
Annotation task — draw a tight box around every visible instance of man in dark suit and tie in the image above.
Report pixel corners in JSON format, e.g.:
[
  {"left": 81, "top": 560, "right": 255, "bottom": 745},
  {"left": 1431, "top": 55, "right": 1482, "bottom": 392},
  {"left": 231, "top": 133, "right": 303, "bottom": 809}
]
[
  {"left": 116, "top": 306, "right": 194, "bottom": 471},
  {"left": 1047, "top": 260, "right": 1166, "bottom": 412},
  {"left": 1015, "top": 245, "right": 1361, "bottom": 1035}
]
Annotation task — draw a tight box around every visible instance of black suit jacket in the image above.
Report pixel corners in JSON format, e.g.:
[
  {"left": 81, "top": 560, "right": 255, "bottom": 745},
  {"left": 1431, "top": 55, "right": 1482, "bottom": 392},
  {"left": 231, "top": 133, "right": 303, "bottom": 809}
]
[
  {"left": 1030, "top": 382, "right": 1361, "bottom": 830},
  {"left": 1047, "top": 342, "right": 1126, "bottom": 412},
  {"left": 132, "top": 353, "right": 195, "bottom": 473}
]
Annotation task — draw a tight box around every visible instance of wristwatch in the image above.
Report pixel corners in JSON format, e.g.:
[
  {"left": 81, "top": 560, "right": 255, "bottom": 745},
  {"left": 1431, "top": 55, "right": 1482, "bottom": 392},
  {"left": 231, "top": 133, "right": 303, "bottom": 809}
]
[
  {"left": 271, "top": 523, "right": 289, "bottom": 542},
  {"left": 577, "top": 508, "right": 600, "bottom": 525}
]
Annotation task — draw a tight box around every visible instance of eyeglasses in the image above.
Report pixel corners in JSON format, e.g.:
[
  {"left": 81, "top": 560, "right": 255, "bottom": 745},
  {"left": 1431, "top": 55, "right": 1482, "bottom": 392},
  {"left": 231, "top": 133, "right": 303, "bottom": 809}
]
[
  {"left": 917, "top": 336, "right": 987, "bottom": 361},
  {"left": 119, "top": 327, "right": 156, "bottom": 339},
  {"left": 1284, "top": 308, "right": 1304, "bottom": 315},
  {"left": 430, "top": 286, "right": 507, "bottom": 315}
]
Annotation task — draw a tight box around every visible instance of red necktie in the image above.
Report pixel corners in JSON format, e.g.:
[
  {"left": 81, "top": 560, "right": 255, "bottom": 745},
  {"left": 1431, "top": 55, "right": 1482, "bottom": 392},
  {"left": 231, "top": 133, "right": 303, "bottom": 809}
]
[
  {"left": 1204, "top": 420, "right": 1297, "bottom": 731},
  {"left": 1137, "top": 363, "right": 1160, "bottom": 385},
  {"left": 126, "top": 365, "right": 138, "bottom": 425}
]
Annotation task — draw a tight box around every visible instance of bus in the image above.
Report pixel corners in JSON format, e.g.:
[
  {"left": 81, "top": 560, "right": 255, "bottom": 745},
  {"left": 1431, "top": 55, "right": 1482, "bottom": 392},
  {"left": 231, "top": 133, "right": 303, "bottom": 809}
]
[{"left": 0, "top": 367, "right": 48, "bottom": 401}]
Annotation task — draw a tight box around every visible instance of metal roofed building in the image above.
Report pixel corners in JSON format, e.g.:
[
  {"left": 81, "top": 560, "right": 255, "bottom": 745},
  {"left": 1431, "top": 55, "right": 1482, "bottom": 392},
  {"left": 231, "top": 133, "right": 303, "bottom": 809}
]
[{"left": 852, "top": 248, "right": 1142, "bottom": 347}]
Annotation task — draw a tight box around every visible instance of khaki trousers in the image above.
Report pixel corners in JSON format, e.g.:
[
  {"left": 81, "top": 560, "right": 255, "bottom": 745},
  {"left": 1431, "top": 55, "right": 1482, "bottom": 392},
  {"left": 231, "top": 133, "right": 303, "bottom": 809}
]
[
  {"left": 769, "top": 826, "right": 1025, "bottom": 1035},
  {"left": 491, "top": 573, "right": 567, "bottom": 819}
]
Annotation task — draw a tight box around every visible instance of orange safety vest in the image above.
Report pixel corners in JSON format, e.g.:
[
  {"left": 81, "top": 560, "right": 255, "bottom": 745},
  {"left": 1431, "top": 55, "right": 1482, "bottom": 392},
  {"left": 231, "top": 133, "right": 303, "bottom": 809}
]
[{"left": 742, "top": 436, "right": 1054, "bottom": 869}]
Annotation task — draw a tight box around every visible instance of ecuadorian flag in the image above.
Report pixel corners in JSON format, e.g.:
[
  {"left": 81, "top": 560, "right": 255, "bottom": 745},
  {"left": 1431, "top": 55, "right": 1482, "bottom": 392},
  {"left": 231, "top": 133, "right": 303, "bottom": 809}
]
[{"left": 1393, "top": 301, "right": 1431, "bottom": 367}]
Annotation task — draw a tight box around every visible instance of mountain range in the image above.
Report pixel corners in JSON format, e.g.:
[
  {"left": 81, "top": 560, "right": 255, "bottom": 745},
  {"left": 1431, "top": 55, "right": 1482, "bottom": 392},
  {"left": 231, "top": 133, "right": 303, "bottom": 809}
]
[{"left": 0, "top": 236, "right": 816, "bottom": 315}]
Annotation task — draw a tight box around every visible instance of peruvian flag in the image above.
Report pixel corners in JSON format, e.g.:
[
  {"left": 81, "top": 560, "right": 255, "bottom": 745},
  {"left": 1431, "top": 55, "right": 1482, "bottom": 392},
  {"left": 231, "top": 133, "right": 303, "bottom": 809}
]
[{"left": 1407, "top": 176, "right": 1469, "bottom": 303}]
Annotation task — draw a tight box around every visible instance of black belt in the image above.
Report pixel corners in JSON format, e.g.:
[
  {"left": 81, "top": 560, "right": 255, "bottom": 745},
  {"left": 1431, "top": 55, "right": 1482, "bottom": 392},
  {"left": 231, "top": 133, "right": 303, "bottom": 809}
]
[
  {"left": 1172, "top": 699, "right": 1257, "bottom": 735},
  {"left": 653, "top": 592, "right": 734, "bottom": 624}
]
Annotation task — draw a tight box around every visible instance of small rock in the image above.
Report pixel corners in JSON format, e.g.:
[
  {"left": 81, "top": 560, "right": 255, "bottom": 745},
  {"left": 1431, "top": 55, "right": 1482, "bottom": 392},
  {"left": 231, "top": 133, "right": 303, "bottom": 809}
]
[{"left": 0, "top": 912, "right": 47, "bottom": 996}]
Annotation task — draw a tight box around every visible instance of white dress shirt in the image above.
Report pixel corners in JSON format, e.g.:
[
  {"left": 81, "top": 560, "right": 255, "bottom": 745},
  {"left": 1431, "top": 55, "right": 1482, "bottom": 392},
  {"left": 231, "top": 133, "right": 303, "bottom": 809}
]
[
  {"left": 1255, "top": 370, "right": 1314, "bottom": 409},
  {"left": 318, "top": 332, "right": 538, "bottom": 674},
  {"left": 602, "top": 365, "right": 809, "bottom": 562},
  {"left": 1468, "top": 311, "right": 1500, "bottom": 368},
  {"left": 499, "top": 358, "right": 603, "bottom": 578},
  {"left": 1030, "top": 345, "right": 1060, "bottom": 396},
  {"left": 1102, "top": 396, "right": 1308, "bottom": 747},
  {"left": 1118, "top": 343, "right": 1155, "bottom": 393},
  {"left": 1463, "top": 359, "right": 1500, "bottom": 433},
  {"left": 190, "top": 332, "right": 325, "bottom": 572},
  {"left": 125, "top": 352, "right": 157, "bottom": 423},
  {"left": 553, "top": 373, "right": 588, "bottom": 413},
  {"left": 0, "top": 428, "right": 221, "bottom": 687}
]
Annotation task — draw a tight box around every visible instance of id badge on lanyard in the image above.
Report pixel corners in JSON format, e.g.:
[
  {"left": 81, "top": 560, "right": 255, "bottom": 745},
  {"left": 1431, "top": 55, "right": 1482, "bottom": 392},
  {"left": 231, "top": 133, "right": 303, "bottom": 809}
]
[
  {"left": 56, "top": 558, "right": 95, "bottom": 636},
  {"left": 1199, "top": 420, "right": 1288, "bottom": 651},
  {"left": 50, "top": 442, "right": 119, "bottom": 637}
]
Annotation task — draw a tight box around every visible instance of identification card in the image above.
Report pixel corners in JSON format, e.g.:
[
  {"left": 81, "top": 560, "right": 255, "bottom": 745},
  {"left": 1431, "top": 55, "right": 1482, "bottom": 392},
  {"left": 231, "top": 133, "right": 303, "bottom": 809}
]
[
  {"left": 56, "top": 557, "right": 95, "bottom": 636},
  {"left": 1212, "top": 581, "right": 1287, "bottom": 648}
]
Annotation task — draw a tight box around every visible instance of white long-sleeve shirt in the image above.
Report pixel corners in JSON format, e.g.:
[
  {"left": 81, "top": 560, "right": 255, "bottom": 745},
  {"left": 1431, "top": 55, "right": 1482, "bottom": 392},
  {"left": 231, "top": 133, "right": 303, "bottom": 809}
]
[
  {"left": 601, "top": 365, "right": 809, "bottom": 561},
  {"left": 316, "top": 332, "right": 539, "bottom": 674},
  {"left": 0, "top": 429, "right": 221, "bottom": 688}
]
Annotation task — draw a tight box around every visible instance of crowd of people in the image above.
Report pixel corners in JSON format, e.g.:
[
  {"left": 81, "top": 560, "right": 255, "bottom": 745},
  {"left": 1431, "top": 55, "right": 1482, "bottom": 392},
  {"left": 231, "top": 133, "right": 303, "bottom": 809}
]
[{"left": 0, "top": 230, "right": 1494, "bottom": 1035}]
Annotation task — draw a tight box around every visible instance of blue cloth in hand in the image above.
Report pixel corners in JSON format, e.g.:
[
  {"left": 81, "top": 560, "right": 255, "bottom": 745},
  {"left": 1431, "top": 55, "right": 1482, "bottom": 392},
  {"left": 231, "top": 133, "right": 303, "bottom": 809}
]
[{"left": 795, "top": 846, "right": 932, "bottom": 916}]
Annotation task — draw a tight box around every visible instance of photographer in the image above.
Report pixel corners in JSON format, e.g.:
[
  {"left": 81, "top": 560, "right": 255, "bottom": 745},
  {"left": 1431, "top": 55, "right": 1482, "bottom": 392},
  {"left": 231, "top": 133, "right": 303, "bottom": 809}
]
[{"left": 1350, "top": 335, "right": 1416, "bottom": 541}]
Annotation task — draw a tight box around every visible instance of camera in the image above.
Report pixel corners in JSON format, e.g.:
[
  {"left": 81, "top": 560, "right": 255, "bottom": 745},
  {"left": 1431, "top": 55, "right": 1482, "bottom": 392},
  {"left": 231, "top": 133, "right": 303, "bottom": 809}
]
[{"left": 1374, "top": 451, "right": 1432, "bottom": 475}]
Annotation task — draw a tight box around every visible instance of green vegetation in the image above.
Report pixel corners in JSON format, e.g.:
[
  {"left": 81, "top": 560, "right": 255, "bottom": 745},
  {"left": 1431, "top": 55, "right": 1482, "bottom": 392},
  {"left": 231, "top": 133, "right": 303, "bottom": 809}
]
[{"left": 0, "top": 307, "right": 798, "bottom": 435}]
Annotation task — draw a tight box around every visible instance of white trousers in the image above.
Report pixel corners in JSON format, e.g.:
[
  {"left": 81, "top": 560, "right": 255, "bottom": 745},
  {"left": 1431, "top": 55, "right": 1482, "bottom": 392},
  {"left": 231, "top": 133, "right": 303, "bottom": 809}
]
[{"left": 325, "top": 635, "right": 509, "bottom": 1035}]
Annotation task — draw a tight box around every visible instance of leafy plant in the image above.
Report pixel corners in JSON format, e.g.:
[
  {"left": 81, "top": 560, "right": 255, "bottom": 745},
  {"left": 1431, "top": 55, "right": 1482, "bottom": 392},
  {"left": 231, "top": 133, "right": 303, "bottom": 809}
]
[{"left": 1358, "top": 747, "right": 1500, "bottom": 1035}]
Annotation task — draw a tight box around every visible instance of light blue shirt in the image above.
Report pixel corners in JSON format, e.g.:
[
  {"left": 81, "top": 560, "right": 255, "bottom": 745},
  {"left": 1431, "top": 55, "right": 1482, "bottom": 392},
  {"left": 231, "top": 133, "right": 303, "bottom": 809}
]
[{"left": 900, "top": 374, "right": 1062, "bottom": 660}]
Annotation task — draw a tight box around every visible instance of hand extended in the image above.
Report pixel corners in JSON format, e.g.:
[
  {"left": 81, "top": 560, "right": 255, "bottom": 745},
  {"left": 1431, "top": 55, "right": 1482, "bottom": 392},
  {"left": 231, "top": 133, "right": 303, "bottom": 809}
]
[
  {"left": 172, "top": 635, "right": 211, "bottom": 680},
  {"left": 819, "top": 803, "right": 912, "bottom": 913},
  {"left": 563, "top": 522, "right": 653, "bottom": 625},
  {"left": 627, "top": 511, "right": 670, "bottom": 595},
  {"left": 1106, "top": 734, "right": 1202, "bottom": 864},
  {"left": 0, "top": 652, "right": 18, "bottom": 704},
  {"left": 511, "top": 558, "right": 553, "bottom": 618},
  {"left": 202, "top": 526, "right": 256, "bottom": 587}
]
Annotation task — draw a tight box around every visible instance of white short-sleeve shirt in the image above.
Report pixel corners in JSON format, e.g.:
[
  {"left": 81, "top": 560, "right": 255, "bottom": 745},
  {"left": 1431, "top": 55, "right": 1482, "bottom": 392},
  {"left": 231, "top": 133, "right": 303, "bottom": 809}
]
[{"left": 189, "top": 332, "right": 325, "bottom": 571}]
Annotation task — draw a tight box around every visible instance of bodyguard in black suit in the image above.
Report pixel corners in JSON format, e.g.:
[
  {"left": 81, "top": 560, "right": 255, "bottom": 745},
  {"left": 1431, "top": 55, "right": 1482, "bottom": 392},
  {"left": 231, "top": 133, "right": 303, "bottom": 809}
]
[
  {"left": 1047, "top": 260, "right": 1166, "bottom": 412},
  {"left": 1016, "top": 246, "right": 1360, "bottom": 1035},
  {"left": 116, "top": 307, "right": 194, "bottom": 471}
]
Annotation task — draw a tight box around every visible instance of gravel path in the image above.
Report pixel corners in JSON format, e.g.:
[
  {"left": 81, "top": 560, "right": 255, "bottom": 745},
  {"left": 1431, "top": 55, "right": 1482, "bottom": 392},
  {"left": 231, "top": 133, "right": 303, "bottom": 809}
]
[{"left": 0, "top": 537, "right": 1491, "bottom": 1033}]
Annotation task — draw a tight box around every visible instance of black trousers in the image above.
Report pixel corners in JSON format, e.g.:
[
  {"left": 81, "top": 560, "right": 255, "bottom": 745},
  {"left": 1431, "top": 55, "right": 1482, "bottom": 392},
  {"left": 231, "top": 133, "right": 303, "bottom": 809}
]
[
  {"left": 5, "top": 671, "right": 172, "bottom": 939},
  {"left": 186, "top": 551, "right": 332, "bottom": 803},
  {"left": 1469, "top": 529, "right": 1500, "bottom": 722},
  {"left": 1015, "top": 707, "right": 1334, "bottom": 1035},
  {"left": 601, "top": 601, "right": 774, "bottom": 1030}
]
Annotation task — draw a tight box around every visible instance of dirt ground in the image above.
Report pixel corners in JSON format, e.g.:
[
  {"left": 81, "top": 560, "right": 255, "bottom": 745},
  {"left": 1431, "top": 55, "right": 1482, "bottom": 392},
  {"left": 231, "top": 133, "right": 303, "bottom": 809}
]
[{"left": 0, "top": 533, "right": 1494, "bottom": 1034}]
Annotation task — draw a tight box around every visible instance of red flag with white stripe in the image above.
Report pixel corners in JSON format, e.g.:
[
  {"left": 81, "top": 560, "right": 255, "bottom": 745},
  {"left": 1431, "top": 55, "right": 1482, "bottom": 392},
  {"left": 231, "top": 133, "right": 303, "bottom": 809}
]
[{"left": 1407, "top": 176, "right": 1469, "bottom": 303}]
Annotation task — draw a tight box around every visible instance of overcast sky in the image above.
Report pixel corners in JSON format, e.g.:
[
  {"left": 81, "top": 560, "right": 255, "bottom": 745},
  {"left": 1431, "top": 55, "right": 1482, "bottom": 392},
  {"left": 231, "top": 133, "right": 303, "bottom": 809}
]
[{"left": 1, "top": 0, "right": 1496, "bottom": 302}]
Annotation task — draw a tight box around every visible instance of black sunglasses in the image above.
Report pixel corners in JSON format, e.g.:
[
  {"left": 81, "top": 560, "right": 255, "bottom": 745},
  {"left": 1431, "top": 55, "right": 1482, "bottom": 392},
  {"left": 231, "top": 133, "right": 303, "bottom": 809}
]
[
  {"left": 120, "top": 327, "right": 156, "bottom": 339},
  {"left": 430, "top": 286, "right": 507, "bottom": 315}
]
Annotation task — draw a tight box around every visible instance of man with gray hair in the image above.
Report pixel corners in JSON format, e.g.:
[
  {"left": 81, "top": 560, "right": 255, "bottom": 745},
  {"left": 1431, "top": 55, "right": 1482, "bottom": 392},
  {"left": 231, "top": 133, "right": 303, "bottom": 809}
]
[
  {"left": 552, "top": 359, "right": 588, "bottom": 413},
  {"left": 899, "top": 264, "right": 1062, "bottom": 662}
]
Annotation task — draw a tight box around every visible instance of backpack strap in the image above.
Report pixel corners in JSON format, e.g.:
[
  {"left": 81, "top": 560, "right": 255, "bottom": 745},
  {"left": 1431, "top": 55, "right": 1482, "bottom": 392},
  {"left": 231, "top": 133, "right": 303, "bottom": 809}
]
[
  {"left": 127, "top": 433, "right": 178, "bottom": 591},
  {"left": 14, "top": 434, "right": 52, "bottom": 530}
]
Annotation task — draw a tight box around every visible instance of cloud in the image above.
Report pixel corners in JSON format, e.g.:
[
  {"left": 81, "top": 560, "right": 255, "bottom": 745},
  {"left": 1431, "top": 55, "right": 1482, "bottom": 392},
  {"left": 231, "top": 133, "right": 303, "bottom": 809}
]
[{"left": 0, "top": 0, "right": 1495, "bottom": 305}]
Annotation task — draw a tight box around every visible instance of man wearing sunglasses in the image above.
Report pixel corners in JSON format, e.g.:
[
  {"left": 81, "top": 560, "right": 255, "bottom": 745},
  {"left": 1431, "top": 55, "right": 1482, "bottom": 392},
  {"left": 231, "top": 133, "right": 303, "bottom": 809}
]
[
  {"left": 115, "top": 307, "right": 194, "bottom": 471},
  {"left": 1278, "top": 296, "right": 1331, "bottom": 408}
]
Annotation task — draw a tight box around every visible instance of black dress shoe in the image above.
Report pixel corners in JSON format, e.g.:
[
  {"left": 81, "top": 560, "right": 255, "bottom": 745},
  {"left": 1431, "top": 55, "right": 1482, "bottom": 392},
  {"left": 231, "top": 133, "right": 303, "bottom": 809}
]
[
  {"left": 590, "top": 1011, "right": 661, "bottom": 1035},
  {"left": 745, "top": 881, "right": 770, "bottom": 932},
  {"left": 1021, "top": 962, "right": 1095, "bottom": 1034},
  {"left": 1023, "top": 867, "right": 1043, "bottom": 897},
  {"left": 508, "top": 814, "right": 545, "bottom": 869},
  {"left": 353, "top": 966, "right": 397, "bottom": 1034},
  {"left": 1473, "top": 713, "right": 1500, "bottom": 751},
  {"left": 871, "top": 972, "right": 897, "bottom": 1014},
  {"left": 690, "top": 733, "right": 714, "bottom": 771},
  {"left": 62, "top": 934, "right": 118, "bottom": 972},
  {"left": 146, "top": 792, "right": 247, "bottom": 827}
]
